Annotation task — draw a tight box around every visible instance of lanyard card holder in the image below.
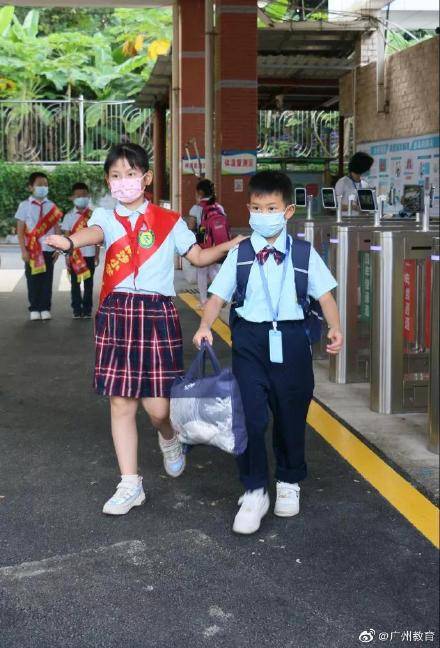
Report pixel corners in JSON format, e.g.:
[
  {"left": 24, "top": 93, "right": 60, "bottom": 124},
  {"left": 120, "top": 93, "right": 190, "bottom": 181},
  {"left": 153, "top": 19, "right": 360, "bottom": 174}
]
[{"left": 269, "top": 325, "right": 283, "bottom": 363}]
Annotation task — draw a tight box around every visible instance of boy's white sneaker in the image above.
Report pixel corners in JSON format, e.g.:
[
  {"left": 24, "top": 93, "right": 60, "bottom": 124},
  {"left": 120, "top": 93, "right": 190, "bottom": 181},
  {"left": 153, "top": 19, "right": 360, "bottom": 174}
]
[
  {"left": 30, "top": 311, "right": 41, "bottom": 321},
  {"left": 102, "top": 478, "right": 146, "bottom": 515},
  {"left": 232, "top": 488, "right": 270, "bottom": 535},
  {"left": 40, "top": 311, "right": 52, "bottom": 321},
  {"left": 274, "top": 481, "right": 300, "bottom": 517},
  {"left": 158, "top": 433, "right": 186, "bottom": 477}
]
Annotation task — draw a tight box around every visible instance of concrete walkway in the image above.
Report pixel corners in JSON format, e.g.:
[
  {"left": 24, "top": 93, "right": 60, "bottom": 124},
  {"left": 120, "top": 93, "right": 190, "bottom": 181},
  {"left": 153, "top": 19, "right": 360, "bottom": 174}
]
[{"left": 0, "top": 249, "right": 438, "bottom": 648}]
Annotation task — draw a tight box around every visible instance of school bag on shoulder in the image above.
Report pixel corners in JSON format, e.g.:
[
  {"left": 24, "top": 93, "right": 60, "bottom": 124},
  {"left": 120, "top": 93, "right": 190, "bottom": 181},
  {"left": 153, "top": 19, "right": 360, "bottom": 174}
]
[
  {"left": 170, "top": 341, "right": 247, "bottom": 456},
  {"left": 230, "top": 235, "right": 324, "bottom": 345},
  {"left": 199, "top": 203, "right": 231, "bottom": 248}
]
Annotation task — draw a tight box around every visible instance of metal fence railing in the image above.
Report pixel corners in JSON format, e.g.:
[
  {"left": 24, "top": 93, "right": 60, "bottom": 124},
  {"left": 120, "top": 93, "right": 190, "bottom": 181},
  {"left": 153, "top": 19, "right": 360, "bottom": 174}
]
[
  {"left": 0, "top": 98, "right": 153, "bottom": 164},
  {"left": 257, "top": 110, "right": 340, "bottom": 161}
]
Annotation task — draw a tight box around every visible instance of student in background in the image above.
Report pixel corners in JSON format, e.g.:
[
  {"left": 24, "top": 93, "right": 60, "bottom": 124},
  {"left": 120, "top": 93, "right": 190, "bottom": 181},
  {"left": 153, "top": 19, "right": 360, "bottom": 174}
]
[
  {"left": 15, "top": 172, "right": 63, "bottom": 321},
  {"left": 335, "top": 152, "right": 374, "bottom": 215},
  {"left": 188, "top": 179, "right": 231, "bottom": 308},
  {"left": 61, "top": 182, "right": 99, "bottom": 319}
]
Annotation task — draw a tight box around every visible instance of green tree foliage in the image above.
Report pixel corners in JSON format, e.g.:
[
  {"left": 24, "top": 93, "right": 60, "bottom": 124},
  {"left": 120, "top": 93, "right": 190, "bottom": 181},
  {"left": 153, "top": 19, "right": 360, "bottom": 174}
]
[{"left": 0, "top": 6, "right": 172, "bottom": 101}]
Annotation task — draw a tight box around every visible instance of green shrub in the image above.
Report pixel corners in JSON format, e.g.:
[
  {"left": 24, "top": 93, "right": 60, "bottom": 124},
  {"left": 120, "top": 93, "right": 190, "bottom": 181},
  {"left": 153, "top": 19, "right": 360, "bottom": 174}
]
[{"left": 0, "top": 162, "right": 106, "bottom": 236}]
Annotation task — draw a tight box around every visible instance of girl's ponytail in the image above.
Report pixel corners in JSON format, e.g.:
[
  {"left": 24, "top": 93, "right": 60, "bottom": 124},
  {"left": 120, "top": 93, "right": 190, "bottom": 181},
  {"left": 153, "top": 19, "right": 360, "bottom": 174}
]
[{"left": 196, "top": 178, "right": 216, "bottom": 205}]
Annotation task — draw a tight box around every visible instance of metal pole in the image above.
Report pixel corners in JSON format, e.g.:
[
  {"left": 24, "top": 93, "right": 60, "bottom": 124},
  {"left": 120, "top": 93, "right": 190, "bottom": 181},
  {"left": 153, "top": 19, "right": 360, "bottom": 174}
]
[
  {"left": 422, "top": 195, "right": 430, "bottom": 232},
  {"left": 306, "top": 194, "right": 313, "bottom": 220},
  {"left": 205, "top": 0, "right": 214, "bottom": 180},
  {"left": 171, "top": 1, "right": 181, "bottom": 211},
  {"left": 336, "top": 194, "right": 343, "bottom": 223},
  {"left": 79, "top": 94, "right": 84, "bottom": 163}
]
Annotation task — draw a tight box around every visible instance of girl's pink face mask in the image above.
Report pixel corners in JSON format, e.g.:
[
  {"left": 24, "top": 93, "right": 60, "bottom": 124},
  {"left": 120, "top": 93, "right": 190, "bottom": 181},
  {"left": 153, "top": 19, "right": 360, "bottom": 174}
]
[{"left": 109, "top": 174, "right": 146, "bottom": 204}]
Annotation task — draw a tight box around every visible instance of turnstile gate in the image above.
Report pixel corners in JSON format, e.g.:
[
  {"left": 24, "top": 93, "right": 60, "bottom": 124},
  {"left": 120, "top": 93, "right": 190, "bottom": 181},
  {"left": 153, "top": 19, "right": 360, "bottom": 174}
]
[
  {"left": 328, "top": 220, "right": 422, "bottom": 384},
  {"left": 428, "top": 238, "right": 439, "bottom": 453},
  {"left": 370, "top": 229, "right": 436, "bottom": 414}
]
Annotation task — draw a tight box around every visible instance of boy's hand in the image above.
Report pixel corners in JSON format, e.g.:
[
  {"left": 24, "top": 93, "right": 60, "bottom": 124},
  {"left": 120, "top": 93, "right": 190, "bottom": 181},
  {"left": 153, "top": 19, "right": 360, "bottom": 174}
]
[
  {"left": 46, "top": 234, "right": 70, "bottom": 251},
  {"left": 326, "top": 327, "right": 343, "bottom": 354},
  {"left": 21, "top": 249, "right": 30, "bottom": 263},
  {"left": 228, "top": 234, "right": 248, "bottom": 249},
  {"left": 193, "top": 326, "right": 213, "bottom": 349}
]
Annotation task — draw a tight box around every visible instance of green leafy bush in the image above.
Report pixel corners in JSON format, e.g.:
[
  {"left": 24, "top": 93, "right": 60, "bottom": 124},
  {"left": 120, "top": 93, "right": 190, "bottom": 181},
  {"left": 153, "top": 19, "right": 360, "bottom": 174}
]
[{"left": 0, "top": 161, "right": 106, "bottom": 236}]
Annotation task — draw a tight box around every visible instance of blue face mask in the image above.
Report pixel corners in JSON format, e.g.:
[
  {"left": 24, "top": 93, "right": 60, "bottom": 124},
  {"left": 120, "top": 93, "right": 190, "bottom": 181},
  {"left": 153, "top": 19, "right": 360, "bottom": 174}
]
[
  {"left": 33, "top": 186, "right": 48, "bottom": 200},
  {"left": 249, "top": 210, "right": 286, "bottom": 238},
  {"left": 74, "top": 197, "right": 89, "bottom": 209}
]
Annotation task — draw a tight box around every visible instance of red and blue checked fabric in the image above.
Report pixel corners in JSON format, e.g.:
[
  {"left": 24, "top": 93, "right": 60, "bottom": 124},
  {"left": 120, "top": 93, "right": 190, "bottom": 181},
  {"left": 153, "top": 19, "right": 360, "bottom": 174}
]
[{"left": 94, "top": 292, "right": 184, "bottom": 398}]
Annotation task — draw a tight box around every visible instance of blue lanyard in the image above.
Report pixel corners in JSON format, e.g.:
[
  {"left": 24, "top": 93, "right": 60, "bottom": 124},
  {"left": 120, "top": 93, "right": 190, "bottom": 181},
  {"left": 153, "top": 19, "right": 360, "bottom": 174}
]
[
  {"left": 350, "top": 176, "right": 360, "bottom": 191},
  {"left": 258, "top": 235, "right": 291, "bottom": 328}
]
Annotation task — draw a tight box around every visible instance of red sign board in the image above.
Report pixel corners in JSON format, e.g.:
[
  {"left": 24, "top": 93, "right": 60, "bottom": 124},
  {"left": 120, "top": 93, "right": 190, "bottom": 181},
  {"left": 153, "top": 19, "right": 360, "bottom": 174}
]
[{"left": 403, "top": 259, "right": 416, "bottom": 343}]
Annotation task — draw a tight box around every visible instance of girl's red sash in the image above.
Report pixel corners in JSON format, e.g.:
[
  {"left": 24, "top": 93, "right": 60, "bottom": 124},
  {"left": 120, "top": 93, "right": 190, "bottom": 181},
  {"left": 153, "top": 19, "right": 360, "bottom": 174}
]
[
  {"left": 69, "top": 209, "right": 92, "bottom": 282},
  {"left": 99, "top": 203, "right": 179, "bottom": 305},
  {"left": 26, "top": 205, "right": 63, "bottom": 275}
]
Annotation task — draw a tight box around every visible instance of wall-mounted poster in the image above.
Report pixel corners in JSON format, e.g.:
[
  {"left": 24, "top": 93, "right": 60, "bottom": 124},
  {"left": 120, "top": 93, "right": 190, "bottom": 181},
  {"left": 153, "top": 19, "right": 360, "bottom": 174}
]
[{"left": 359, "top": 133, "right": 439, "bottom": 215}]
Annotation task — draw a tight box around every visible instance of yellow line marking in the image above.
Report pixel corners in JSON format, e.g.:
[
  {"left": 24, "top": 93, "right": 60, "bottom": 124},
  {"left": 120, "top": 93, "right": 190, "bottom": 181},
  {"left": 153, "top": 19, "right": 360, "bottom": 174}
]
[{"left": 178, "top": 290, "right": 440, "bottom": 549}]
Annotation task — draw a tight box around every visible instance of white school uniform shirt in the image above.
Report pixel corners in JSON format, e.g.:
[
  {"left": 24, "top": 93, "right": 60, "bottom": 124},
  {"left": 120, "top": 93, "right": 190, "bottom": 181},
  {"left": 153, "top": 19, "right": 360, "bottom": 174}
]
[
  {"left": 334, "top": 176, "right": 370, "bottom": 216},
  {"left": 88, "top": 200, "right": 196, "bottom": 296},
  {"left": 62, "top": 208, "right": 96, "bottom": 257},
  {"left": 209, "top": 227, "right": 337, "bottom": 323},
  {"left": 15, "top": 196, "right": 59, "bottom": 252}
]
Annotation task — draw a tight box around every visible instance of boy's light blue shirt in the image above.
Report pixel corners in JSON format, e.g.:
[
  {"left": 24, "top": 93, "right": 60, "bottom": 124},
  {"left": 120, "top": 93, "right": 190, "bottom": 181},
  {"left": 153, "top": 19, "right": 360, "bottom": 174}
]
[{"left": 209, "top": 227, "right": 337, "bottom": 323}]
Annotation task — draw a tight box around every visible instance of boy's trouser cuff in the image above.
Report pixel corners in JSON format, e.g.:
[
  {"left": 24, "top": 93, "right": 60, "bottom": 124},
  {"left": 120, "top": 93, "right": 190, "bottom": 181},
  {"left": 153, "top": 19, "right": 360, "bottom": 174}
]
[{"left": 275, "top": 464, "right": 307, "bottom": 485}]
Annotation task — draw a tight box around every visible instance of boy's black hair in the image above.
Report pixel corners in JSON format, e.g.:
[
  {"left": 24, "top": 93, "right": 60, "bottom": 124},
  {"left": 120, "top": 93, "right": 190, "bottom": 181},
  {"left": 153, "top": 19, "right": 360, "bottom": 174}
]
[
  {"left": 248, "top": 170, "right": 293, "bottom": 205},
  {"left": 104, "top": 143, "right": 149, "bottom": 175},
  {"left": 71, "top": 181, "right": 89, "bottom": 193},
  {"left": 348, "top": 151, "right": 374, "bottom": 175},
  {"left": 28, "top": 172, "right": 48, "bottom": 186},
  {"left": 196, "top": 178, "right": 216, "bottom": 205}
]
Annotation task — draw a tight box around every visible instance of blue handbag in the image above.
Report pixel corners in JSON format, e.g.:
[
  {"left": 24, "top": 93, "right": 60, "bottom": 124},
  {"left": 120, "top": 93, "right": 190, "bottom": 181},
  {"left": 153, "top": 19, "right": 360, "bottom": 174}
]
[{"left": 170, "top": 341, "right": 247, "bottom": 456}]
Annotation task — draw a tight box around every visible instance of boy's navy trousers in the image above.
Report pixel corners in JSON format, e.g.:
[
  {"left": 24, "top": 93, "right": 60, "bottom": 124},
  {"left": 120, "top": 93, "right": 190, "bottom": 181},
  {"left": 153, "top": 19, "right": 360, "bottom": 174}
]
[{"left": 231, "top": 318, "right": 314, "bottom": 491}]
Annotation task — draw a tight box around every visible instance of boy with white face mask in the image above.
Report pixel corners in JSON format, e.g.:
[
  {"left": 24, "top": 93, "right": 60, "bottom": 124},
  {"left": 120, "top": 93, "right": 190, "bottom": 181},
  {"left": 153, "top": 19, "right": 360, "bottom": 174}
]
[
  {"left": 193, "top": 171, "right": 343, "bottom": 535},
  {"left": 15, "top": 172, "right": 63, "bottom": 321},
  {"left": 61, "top": 182, "right": 99, "bottom": 319}
]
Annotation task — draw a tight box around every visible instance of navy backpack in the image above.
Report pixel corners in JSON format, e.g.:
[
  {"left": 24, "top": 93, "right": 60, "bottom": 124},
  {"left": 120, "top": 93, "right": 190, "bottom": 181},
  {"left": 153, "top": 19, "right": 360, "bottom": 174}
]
[{"left": 230, "top": 236, "right": 324, "bottom": 345}]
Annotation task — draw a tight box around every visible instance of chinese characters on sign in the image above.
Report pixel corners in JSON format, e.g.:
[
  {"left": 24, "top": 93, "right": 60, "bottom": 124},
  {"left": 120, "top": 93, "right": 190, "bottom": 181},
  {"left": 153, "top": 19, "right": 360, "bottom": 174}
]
[{"left": 221, "top": 150, "right": 257, "bottom": 175}]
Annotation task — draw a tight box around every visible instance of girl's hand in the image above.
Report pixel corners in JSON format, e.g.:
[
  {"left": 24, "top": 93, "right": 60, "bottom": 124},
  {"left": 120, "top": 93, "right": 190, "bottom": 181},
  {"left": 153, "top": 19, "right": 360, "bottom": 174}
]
[
  {"left": 228, "top": 234, "right": 248, "bottom": 249},
  {"left": 326, "top": 327, "right": 343, "bottom": 354},
  {"left": 193, "top": 326, "right": 213, "bottom": 349},
  {"left": 45, "top": 234, "right": 70, "bottom": 251}
]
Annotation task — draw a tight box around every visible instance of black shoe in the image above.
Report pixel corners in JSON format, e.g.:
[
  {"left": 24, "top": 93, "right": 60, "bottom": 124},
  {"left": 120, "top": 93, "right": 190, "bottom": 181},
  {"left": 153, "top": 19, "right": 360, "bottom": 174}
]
[{"left": 73, "top": 312, "right": 82, "bottom": 319}]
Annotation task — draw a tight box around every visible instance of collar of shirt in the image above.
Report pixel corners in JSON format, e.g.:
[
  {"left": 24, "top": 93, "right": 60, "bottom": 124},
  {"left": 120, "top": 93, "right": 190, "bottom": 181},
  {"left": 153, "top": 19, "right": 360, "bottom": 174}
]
[
  {"left": 28, "top": 196, "right": 48, "bottom": 206},
  {"left": 250, "top": 227, "right": 287, "bottom": 254},
  {"left": 115, "top": 200, "right": 149, "bottom": 218}
]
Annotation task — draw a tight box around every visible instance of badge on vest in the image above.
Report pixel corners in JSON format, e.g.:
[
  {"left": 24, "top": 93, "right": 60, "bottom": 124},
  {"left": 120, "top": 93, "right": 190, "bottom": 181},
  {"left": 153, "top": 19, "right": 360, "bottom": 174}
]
[{"left": 138, "top": 229, "right": 155, "bottom": 249}]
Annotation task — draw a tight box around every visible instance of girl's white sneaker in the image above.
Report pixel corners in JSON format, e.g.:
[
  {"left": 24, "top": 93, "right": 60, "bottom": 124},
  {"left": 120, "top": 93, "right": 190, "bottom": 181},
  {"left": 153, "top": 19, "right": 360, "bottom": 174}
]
[
  {"left": 274, "top": 481, "right": 300, "bottom": 517},
  {"left": 232, "top": 488, "right": 270, "bottom": 535},
  {"left": 158, "top": 433, "right": 186, "bottom": 477},
  {"left": 102, "top": 479, "right": 146, "bottom": 515}
]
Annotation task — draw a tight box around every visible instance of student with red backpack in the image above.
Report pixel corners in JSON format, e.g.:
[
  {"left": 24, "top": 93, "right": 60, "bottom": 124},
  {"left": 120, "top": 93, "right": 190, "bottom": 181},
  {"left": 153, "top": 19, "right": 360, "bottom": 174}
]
[{"left": 190, "top": 179, "right": 231, "bottom": 308}]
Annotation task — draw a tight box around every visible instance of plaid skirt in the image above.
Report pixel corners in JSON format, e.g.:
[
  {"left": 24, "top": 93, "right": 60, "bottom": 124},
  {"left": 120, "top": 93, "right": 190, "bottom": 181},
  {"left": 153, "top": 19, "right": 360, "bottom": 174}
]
[{"left": 94, "top": 292, "right": 184, "bottom": 398}]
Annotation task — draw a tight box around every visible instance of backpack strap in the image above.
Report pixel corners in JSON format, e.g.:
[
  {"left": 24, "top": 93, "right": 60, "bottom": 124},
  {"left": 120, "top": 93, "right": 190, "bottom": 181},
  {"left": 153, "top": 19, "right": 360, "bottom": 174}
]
[
  {"left": 291, "top": 237, "right": 312, "bottom": 315},
  {"left": 231, "top": 238, "right": 255, "bottom": 309}
]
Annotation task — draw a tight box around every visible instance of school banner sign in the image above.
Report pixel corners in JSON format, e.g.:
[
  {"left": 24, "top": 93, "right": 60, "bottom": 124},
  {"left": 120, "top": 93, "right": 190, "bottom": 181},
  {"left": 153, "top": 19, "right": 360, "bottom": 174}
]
[
  {"left": 221, "top": 150, "right": 257, "bottom": 175},
  {"left": 359, "top": 133, "right": 440, "bottom": 216}
]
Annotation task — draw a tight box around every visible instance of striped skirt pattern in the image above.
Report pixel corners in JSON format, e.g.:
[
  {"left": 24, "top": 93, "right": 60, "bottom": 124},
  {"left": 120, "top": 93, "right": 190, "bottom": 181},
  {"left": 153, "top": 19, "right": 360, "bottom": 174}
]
[{"left": 94, "top": 292, "right": 184, "bottom": 399}]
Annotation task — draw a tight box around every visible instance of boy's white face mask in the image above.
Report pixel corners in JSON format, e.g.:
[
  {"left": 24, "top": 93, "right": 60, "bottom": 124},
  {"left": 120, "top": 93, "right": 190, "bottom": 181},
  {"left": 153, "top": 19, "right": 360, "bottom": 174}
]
[{"left": 248, "top": 209, "right": 287, "bottom": 238}]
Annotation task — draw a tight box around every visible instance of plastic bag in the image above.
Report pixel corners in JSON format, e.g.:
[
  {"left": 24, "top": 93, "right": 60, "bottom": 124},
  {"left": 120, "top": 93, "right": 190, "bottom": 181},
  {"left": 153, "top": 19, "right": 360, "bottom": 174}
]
[{"left": 170, "top": 341, "right": 247, "bottom": 455}]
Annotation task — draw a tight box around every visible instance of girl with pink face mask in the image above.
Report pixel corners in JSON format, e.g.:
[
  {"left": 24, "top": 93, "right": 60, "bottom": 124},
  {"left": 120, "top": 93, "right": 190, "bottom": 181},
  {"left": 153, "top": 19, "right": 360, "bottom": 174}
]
[{"left": 46, "top": 143, "right": 244, "bottom": 516}]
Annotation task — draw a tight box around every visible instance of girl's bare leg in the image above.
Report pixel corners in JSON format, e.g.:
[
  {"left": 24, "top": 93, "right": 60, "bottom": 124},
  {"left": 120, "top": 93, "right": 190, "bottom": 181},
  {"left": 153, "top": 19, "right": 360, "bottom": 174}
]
[
  {"left": 110, "top": 396, "right": 139, "bottom": 474},
  {"left": 141, "top": 397, "right": 174, "bottom": 440}
]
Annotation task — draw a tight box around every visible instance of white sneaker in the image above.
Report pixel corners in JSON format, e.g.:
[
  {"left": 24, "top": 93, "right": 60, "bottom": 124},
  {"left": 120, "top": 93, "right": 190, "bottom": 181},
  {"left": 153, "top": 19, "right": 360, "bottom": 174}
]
[
  {"left": 30, "top": 311, "right": 41, "bottom": 321},
  {"left": 102, "top": 478, "right": 146, "bottom": 515},
  {"left": 232, "top": 488, "right": 270, "bottom": 535},
  {"left": 40, "top": 311, "right": 52, "bottom": 321},
  {"left": 274, "top": 481, "right": 300, "bottom": 517},
  {"left": 158, "top": 433, "right": 186, "bottom": 477}
]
